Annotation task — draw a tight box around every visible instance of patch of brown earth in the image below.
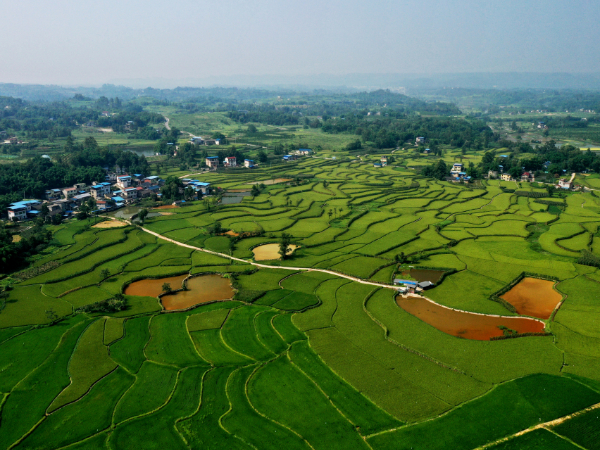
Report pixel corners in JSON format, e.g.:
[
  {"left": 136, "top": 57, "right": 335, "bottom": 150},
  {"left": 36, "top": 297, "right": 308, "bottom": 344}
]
[
  {"left": 397, "top": 295, "right": 546, "bottom": 341},
  {"left": 161, "top": 275, "right": 234, "bottom": 310},
  {"left": 93, "top": 220, "right": 127, "bottom": 229},
  {"left": 124, "top": 274, "right": 188, "bottom": 298},
  {"left": 252, "top": 244, "right": 299, "bottom": 261},
  {"left": 501, "top": 277, "right": 562, "bottom": 319}
]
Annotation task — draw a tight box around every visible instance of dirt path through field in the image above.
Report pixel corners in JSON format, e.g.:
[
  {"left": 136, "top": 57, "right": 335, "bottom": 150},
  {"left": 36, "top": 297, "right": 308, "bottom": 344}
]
[{"left": 475, "top": 401, "right": 600, "bottom": 449}]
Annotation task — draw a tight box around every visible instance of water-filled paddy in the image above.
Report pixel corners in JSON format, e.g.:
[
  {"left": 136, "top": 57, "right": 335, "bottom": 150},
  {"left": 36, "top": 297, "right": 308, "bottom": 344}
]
[
  {"left": 124, "top": 274, "right": 188, "bottom": 297},
  {"left": 222, "top": 192, "right": 251, "bottom": 204},
  {"left": 500, "top": 277, "right": 562, "bottom": 319},
  {"left": 253, "top": 243, "right": 299, "bottom": 261},
  {"left": 161, "top": 274, "right": 234, "bottom": 310},
  {"left": 401, "top": 269, "right": 445, "bottom": 283},
  {"left": 397, "top": 295, "right": 546, "bottom": 341}
]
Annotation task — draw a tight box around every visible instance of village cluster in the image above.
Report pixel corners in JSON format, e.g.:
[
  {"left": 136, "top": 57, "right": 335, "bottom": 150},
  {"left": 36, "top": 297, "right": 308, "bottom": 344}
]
[{"left": 6, "top": 172, "right": 216, "bottom": 222}]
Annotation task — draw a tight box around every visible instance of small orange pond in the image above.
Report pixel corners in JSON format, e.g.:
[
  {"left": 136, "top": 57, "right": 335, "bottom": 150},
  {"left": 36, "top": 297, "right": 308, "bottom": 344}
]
[
  {"left": 161, "top": 275, "right": 234, "bottom": 311},
  {"left": 396, "top": 296, "right": 545, "bottom": 341},
  {"left": 125, "top": 274, "right": 234, "bottom": 311},
  {"left": 124, "top": 274, "right": 188, "bottom": 298},
  {"left": 500, "top": 278, "right": 562, "bottom": 319}
]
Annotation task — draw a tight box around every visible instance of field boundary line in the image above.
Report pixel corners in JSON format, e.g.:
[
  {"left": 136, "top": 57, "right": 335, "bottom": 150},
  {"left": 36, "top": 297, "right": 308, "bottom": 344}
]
[
  {"left": 544, "top": 428, "right": 587, "bottom": 450},
  {"left": 244, "top": 361, "right": 316, "bottom": 450},
  {"left": 474, "top": 401, "right": 600, "bottom": 450},
  {"left": 363, "top": 289, "right": 469, "bottom": 376},
  {"left": 252, "top": 310, "right": 279, "bottom": 357},
  {"left": 219, "top": 312, "right": 258, "bottom": 362},
  {"left": 286, "top": 350, "right": 375, "bottom": 449},
  {"left": 137, "top": 222, "right": 544, "bottom": 325},
  {"left": 219, "top": 367, "right": 259, "bottom": 450},
  {"left": 114, "top": 368, "right": 182, "bottom": 427}
]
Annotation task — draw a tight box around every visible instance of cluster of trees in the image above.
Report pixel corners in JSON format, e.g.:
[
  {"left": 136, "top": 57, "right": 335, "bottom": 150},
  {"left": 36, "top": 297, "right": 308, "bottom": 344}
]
[
  {"left": 0, "top": 95, "right": 166, "bottom": 142},
  {"left": 482, "top": 140, "right": 600, "bottom": 176},
  {"left": 153, "top": 127, "right": 182, "bottom": 154},
  {"left": 0, "top": 137, "right": 149, "bottom": 210},
  {"left": 0, "top": 222, "right": 52, "bottom": 273},
  {"left": 96, "top": 110, "right": 164, "bottom": 136}
]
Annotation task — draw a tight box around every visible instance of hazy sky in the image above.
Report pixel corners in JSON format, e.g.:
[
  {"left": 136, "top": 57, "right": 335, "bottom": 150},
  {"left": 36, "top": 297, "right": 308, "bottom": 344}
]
[{"left": 2, "top": 0, "right": 600, "bottom": 85}]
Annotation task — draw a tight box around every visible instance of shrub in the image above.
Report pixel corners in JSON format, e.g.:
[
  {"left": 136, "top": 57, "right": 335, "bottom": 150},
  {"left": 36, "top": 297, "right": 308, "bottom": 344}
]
[
  {"left": 577, "top": 250, "right": 600, "bottom": 268},
  {"left": 76, "top": 295, "right": 127, "bottom": 313}
]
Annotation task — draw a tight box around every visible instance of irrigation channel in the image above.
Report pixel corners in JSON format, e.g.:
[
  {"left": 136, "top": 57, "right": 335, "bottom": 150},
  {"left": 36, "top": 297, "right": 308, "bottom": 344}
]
[{"left": 126, "top": 221, "right": 548, "bottom": 336}]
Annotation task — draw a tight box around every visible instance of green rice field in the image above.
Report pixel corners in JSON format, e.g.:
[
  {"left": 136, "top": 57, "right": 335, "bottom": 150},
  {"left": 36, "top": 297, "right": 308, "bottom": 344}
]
[{"left": 1, "top": 155, "right": 600, "bottom": 449}]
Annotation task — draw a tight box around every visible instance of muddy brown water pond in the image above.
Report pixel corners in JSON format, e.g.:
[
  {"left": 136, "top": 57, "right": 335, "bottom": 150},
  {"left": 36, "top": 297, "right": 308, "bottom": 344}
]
[
  {"left": 161, "top": 275, "right": 234, "bottom": 311},
  {"left": 401, "top": 269, "right": 445, "bottom": 283},
  {"left": 253, "top": 244, "right": 299, "bottom": 261},
  {"left": 124, "top": 274, "right": 188, "bottom": 298},
  {"left": 500, "top": 277, "right": 562, "bottom": 319},
  {"left": 396, "top": 296, "right": 545, "bottom": 341}
]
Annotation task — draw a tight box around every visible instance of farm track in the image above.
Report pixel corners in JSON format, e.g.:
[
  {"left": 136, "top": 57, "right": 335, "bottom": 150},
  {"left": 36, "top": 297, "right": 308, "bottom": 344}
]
[{"left": 474, "top": 401, "right": 600, "bottom": 450}]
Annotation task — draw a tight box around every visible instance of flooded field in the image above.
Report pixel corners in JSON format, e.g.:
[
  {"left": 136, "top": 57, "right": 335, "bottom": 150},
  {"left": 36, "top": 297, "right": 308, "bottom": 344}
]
[
  {"left": 401, "top": 269, "right": 445, "bottom": 283},
  {"left": 124, "top": 274, "right": 188, "bottom": 298},
  {"left": 397, "top": 295, "right": 546, "bottom": 341},
  {"left": 161, "top": 274, "right": 234, "bottom": 310},
  {"left": 253, "top": 243, "right": 299, "bottom": 261},
  {"left": 248, "top": 178, "right": 292, "bottom": 185},
  {"left": 501, "top": 277, "right": 562, "bottom": 319},
  {"left": 108, "top": 206, "right": 143, "bottom": 220},
  {"left": 222, "top": 192, "right": 251, "bottom": 204}
]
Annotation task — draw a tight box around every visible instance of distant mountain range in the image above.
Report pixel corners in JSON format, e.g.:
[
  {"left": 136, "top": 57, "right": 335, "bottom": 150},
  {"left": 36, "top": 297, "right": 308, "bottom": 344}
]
[{"left": 2, "top": 73, "right": 600, "bottom": 102}]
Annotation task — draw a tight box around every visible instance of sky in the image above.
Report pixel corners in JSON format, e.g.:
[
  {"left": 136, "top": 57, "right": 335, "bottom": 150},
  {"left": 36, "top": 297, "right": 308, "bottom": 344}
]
[{"left": 2, "top": 0, "right": 600, "bottom": 86}]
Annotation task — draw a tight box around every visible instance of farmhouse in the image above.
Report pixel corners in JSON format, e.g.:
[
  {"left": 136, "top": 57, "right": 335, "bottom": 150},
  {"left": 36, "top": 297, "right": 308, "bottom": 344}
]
[
  {"left": 450, "top": 163, "right": 463, "bottom": 175},
  {"left": 90, "top": 182, "right": 112, "bottom": 199},
  {"left": 283, "top": 155, "right": 297, "bottom": 161},
  {"left": 206, "top": 156, "right": 219, "bottom": 170},
  {"left": 487, "top": 170, "right": 498, "bottom": 179},
  {"left": 7, "top": 204, "right": 28, "bottom": 221},
  {"left": 116, "top": 176, "right": 132, "bottom": 189},
  {"left": 416, "top": 136, "right": 426, "bottom": 145},
  {"left": 244, "top": 159, "right": 255, "bottom": 168},
  {"left": 558, "top": 178, "right": 572, "bottom": 189},
  {"left": 62, "top": 186, "right": 78, "bottom": 199},
  {"left": 224, "top": 156, "right": 237, "bottom": 167},
  {"left": 521, "top": 172, "right": 535, "bottom": 182},
  {"left": 380, "top": 156, "right": 388, "bottom": 166},
  {"left": 45, "top": 188, "right": 63, "bottom": 200},
  {"left": 501, "top": 173, "right": 513, "bottom": 181},
  {"left": 297, "top": 148, "right": 312, "bottom": 156}
]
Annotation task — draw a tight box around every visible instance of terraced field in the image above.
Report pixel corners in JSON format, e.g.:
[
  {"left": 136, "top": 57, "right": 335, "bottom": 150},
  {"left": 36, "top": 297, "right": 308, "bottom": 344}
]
[{"left": 2, "top": 158, "right": 600, "bottom": 449}]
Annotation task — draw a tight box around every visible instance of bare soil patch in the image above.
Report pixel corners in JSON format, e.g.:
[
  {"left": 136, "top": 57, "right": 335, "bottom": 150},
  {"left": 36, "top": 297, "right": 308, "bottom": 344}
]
[
  {"left": 161, "top": 274, "right": 234, "bottom": 310},
  {"left": 124, "top": 274, "right": 188, "bottom": 298},
  {"left": 253, "top": 244, "right": 299, "bottom": 261},
  {"left": 397, "top": 295, "right": 545, "bottom": 341},
  {"left": 93, "top": 220, "right": 127, "bottom": 229},
  {"left": 501, "top": 278, "right": 562, "bottom": 319}
]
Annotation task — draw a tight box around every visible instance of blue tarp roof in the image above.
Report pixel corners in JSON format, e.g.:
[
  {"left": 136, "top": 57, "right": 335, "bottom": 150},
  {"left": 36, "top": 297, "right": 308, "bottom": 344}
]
[
  {"left": 112, "top": 196, "right": 125, "bottom": 202},
  {"left": 394, "top": 279, "right": 418, "bottom": 286}
]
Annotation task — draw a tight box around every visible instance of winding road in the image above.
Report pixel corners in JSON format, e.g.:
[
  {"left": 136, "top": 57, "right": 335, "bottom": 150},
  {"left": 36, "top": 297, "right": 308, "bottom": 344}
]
[{"left": 139, "top": 225, "right": 398, "bottom": 290}]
